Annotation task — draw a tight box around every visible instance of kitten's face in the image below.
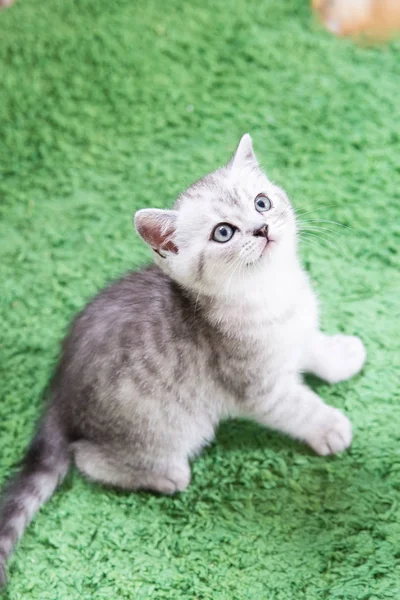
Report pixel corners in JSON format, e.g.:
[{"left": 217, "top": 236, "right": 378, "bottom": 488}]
[{"left": 135, "top": 134, "right": 297, "bottom": 297}]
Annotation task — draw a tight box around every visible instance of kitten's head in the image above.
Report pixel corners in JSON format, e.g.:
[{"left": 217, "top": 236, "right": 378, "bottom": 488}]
[{"left": 134, "top": 134, "right": 297, "bottom": 297}]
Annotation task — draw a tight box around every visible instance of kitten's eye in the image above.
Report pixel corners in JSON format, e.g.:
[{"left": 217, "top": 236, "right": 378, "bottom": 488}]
[
  {"left": 255, "top": 194, "right": 272, "bottom": 212},
  {"left": 212, "top": 223, "right": 236, "bottom": 243}
]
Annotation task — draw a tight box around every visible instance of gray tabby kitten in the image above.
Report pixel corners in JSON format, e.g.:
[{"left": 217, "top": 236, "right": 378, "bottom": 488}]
[{"left": 0, "top": 134, "right": 366, "bottom": 585}]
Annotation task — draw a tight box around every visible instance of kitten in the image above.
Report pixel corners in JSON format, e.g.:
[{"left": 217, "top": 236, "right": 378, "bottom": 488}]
[{"left": 0, "top": 134, "right": 366, "bottom": 585}]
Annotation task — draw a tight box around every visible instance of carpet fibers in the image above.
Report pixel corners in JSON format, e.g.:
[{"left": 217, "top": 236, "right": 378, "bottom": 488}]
[{"left": 1, "top": 0, "right": 400, "bottom": 598}]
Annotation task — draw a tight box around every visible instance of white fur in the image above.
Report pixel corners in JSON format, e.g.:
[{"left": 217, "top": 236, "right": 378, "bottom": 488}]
[{"left": 135, "top": 134, "right": 366, "bottom": 456}]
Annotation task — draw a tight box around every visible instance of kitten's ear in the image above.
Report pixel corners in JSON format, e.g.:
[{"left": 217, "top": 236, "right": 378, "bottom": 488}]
[
  {"left": 134, "top": 209, "right": 179, "bottom": 256},
  {"left": 228, "top": 133, "right": 258, "bottom": 171}
]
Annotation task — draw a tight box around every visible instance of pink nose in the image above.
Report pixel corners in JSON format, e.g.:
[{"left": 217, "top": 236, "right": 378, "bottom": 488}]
[{"left": 253, "top": 224, "right": 269, "bottom": 238}]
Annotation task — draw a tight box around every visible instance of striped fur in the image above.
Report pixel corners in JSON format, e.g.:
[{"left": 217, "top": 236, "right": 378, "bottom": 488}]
[{"left": 0, "top": 409, "right": 69, "bottom": 586}]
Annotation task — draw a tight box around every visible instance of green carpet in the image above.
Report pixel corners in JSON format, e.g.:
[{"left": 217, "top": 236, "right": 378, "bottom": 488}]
[{"left": 1, "top": 0, "right": 400, "bottom": 598}]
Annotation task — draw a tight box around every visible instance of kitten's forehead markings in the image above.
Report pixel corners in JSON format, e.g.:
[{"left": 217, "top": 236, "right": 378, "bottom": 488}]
[
  {"left": 217, "top": 188, "right": 240, "bottom": 207},
  {"left": 213, "top": 207, "right": 243, "bottom": 227}
]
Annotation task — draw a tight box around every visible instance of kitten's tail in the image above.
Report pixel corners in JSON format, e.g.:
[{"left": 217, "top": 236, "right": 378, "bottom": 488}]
[{"left": 0, "top": 405, "right": 70, "bottom": 587}]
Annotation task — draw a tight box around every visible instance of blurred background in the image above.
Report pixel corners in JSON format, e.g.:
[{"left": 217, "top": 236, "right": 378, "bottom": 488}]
[{"left": 1, "top": 1, "right": 399, "bottom": 598}]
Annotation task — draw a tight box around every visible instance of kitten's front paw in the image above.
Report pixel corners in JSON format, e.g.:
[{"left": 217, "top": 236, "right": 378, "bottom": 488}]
[
  {"left": 306, "top": 408, "right": 352, "bottom": 456},
  {"left": 323, "top": 335, "right": 366, "bottom": 384}
]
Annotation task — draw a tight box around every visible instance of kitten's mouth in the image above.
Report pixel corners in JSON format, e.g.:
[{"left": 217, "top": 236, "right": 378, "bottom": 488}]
[
  {"left": 245, "top": 237, "right": 276, "bottom": 266},
  {"left": 262, "top": 237, "right": 274, "bottom": 253},
  {"left": 257, "top": 237, "right": 276, "bottom": 261}
]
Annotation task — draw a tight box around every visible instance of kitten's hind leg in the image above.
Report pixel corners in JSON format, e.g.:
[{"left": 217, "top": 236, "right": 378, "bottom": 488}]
[
  {"left": 302, "top": 332, "right": 366, "bottom": 384},
  {"left": 73, "top": 441, "right": 190, "bottom": 495}
]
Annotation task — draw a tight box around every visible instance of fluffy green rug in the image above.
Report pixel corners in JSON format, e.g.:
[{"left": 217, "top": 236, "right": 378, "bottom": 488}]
[{"left": 1, "top": 0, "right": 400, "bottom": 598}]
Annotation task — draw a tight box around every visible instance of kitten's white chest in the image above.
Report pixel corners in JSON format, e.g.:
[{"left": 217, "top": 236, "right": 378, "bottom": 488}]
[{"left": 235, "top": 268, "right": 318, "bottom": 369}]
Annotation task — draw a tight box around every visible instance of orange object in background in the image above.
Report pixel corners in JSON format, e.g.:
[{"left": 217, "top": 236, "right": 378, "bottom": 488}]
[{"left": 313, "top": 0, "right": 400, "bottom": 41}]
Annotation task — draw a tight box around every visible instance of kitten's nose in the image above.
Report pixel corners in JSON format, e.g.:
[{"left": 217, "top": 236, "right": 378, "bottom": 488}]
[{"left": 253, "top": 224, "right": 269, "bottom": 238}]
